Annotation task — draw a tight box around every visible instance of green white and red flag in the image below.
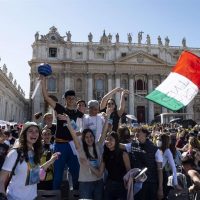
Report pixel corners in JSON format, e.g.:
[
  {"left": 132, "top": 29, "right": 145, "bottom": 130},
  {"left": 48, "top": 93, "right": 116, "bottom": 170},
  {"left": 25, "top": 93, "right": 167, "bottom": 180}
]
[{"left": 146, "top": 51, "right": 200, "bottom": 111}]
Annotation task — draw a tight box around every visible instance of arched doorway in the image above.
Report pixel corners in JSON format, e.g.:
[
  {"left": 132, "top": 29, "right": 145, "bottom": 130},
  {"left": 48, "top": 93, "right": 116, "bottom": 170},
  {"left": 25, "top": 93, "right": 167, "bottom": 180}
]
[{"left": 137, "top": 106, "right": 145, "bottom": 123}]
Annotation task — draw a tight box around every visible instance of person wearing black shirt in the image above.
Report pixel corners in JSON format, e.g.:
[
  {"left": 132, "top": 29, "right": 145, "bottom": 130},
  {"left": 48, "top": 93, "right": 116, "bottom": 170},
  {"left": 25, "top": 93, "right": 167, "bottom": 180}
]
[
  {"left": 40, "top": 75, "right": 83, "bottom": 192},
  {"left": 100, "top": 87, "right": 129, "bottom": 132}
]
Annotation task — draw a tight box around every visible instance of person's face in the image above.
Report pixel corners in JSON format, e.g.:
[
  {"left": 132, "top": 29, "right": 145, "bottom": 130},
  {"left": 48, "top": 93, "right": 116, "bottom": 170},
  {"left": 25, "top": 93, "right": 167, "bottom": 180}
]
[
  {"left": 26, "top": 126, "right": 40, "bottom": 146},
  {"left": 42, "top": 130, "right": 52, "bottom": 143},
  {"left": 77, "top": 102, "right": 86, "bottom": 113},
  {"left": 0, "top": 133, "right": 6, "bottom": 143},
  {"left": 107, "top": 100, "right": 115, "bottom": 110},
  {"left": 136, "top": 131, "right": 146, "bottom": 143},
  {"left": 44, "top": 115, "right": 53, "bottom": 125},
  {"left": 65, "top": 95, "right": 76, "bottom": 107},
  {"left": 89, "top": 107, "right": 99, "bottom": 116},
  {"left": 105, "top": 135, "right": 116, "bottom": 151},
  {"left": 84, "top": 132, "right": 95, "bottom": 146}
]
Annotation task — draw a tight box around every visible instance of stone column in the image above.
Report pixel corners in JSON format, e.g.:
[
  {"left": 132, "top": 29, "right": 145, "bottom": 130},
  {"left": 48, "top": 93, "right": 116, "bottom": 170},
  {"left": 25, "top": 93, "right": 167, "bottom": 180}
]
[
  {"left": 115, "top": 73, "right": 120, "bottom": 105},
  {"left": 108, "top": 74, "right": 113, "bottom": 92},
  {"left": 129, "top": 74, "right": 135, "bottom": 115},
  {"left": 161, "top": 75, "right": 168, "bottom": 113},
  {"left": 87, "top": 73, "right": 93, "bottom": 101},
  {"left": 64, "top": 71, "right": 71, "bottom": 91},
  {"left": 148, "top": 75, "right": 154, "bottom": 123}
]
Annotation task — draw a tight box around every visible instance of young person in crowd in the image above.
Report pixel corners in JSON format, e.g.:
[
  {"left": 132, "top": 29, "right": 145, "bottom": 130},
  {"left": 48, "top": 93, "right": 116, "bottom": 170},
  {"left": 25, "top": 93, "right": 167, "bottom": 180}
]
[
  {"left": 121, "top": 127, "right": 164, "bottom": 200},
  {"left": 89, "top": 131, "right": 131, "bottom": 200},
  {"left": 76, "top": 100, "right": 87, "bottom": 114},
  {"left": 66, "top": 109, "right": 110, "bottom": 200},
  {"left": 156, "top": 133, "right": 181, "bottom": 198},
  {"left": 76, "top": 100, "right": 87, "bottom": 132},
  {"left": 0, "top": 122, "right": 60, "bottom": 200},
  {"left": 118, "top": 125, "right": 131, "bottom": 144},
  {"left": 100, "top": 87, "right": 129, "bottom": 132},
  {"left": 182, "top": 155, "right": 200, "bottom": 200},
  {"left": 43, "top": 113, "right": 56, "bottom": 143},
  {"left": 40, "top": 74, "right": 83, "bottom": 195},
  {"left": 38, "top": 128, "right": 54, "bottom": 190},
  {"left": 83, "top": 100, "right": 105, "bottom": 142}
]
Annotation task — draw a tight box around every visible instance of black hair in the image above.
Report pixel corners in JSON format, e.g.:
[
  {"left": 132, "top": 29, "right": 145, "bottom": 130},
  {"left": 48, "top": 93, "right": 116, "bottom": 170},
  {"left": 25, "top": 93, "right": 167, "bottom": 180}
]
[
  {"left": 64, "top": 90, "right": 75, "bottom": 98},
  {"left": 103, "top": 131, "right": 120, "bottom": 163},
  {"left": 81, "top": 129, "right": 98, "bottom": 159}
]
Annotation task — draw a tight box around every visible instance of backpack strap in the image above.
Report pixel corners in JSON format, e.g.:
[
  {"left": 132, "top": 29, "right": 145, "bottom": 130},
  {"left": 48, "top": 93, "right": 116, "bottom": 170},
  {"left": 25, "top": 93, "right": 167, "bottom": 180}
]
[{"left": 5, "top": 149, "right": 22, "bottom": 189}]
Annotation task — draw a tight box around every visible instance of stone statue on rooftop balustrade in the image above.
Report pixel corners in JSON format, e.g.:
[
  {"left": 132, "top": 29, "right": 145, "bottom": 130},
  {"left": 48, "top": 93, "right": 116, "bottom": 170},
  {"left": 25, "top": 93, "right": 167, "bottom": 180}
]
[
  {"left": 138, "top": 31, "right": 143, "bottom": 44},
  {"left": 88, "top": 32, "right": 93, "bottom": 42},
  {"left": 66, "top": 31, "right": 72, "bottom": 42},
  {"left": 182, "top": 37, "right": 186, "bottom": 47},
  {"left": 128, "top": 33, "right": 132, "bottom": 44},
  {"left": 108, "top": 33, "right": 112, "bottom": 43},
  {"left": 158, "top": 35, "right": 162, "bottom": 46},
  {"left": 165, "top": 36, "right": 170, "bottom": 47},
  {"left": 146, "top": 34, "right": 151, "bottom": 45},
  {"left": 116, "top": 33, "right": 119, "bottom": 43},
  {"left": 35, "top": 31, "right": 39, "bottom": 42}
]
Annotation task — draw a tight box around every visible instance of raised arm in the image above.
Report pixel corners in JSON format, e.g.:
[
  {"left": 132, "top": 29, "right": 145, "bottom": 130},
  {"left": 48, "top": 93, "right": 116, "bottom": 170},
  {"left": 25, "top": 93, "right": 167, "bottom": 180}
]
[
  {"left": 100, "top": 87, "right": 123, "bottom": 110},
  {"left": 98, "top": 109, "right": 111, "bottom": 145},
  {"left": 118, "top": 89, "right": 129, "bottom": 117},
  {"left": 39, "top": 75, "right": 56, "bottom": 109}
]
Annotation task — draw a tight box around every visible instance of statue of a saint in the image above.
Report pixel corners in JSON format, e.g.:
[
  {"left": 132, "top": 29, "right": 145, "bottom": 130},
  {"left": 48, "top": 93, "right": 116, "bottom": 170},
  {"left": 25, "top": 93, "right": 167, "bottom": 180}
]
[
  {"left": 165, "top": 36, "right": 170, "bottom": 47},
  {"left": 88, "top": 32, "right": 93, "bottom": 42},
  {"left": 158, "top": 35, "right": 163, "bottom": 46},
  {"left": 138, "top": 31, "right": 143, "bottom": 44},
  {"left": 35, "top": 31, "right": 39, "bottom": 41},
  {"left": 182, "top": 37, "right": 186, "bottom": 47},
  {"left": 108, "top": 33, "right": 112, "bottom": 43},
  {"left": 116, "top": 33, "right": 119, "bottom": 43},
  {"left": 146, "top": 34, "right": 151, "bottom": 45},
  {"left": 128, "top": 33, "right": 132, "bottom": 44},
  {"left": 66, "top": 31, "right": 72, "bottom": 42}
]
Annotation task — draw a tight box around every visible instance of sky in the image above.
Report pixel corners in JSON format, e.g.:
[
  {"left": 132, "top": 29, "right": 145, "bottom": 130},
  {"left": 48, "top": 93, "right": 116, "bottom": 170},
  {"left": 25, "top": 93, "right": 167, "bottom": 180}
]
[{"left": 0, "top": 0, "right": 200, "bottom": 98}]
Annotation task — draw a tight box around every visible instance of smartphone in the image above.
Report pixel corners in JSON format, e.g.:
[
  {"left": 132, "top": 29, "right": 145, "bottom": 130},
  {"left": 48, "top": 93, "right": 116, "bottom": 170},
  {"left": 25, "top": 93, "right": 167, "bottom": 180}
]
[{"left": 134, "top": 167, "right": 148, "bottom": 180}]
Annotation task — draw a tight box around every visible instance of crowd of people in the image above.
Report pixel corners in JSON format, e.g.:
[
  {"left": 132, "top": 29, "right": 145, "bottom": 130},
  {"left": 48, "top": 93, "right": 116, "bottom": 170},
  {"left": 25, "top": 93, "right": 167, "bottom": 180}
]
[{"left": 0, "top": 73, "right": 199, "bottom": 200}]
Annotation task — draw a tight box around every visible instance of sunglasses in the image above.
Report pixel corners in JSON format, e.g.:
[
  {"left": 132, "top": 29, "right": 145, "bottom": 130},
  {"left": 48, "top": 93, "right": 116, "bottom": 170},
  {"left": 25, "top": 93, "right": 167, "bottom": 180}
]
[{"left": 107, "top": 102, "right": 114, "bottom": 106}]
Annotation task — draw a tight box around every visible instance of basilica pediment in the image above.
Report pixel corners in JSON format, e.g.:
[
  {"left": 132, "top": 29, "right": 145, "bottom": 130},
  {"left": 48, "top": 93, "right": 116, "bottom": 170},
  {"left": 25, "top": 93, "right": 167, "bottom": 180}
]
[{"left": 116, "top": 51, "right": 166, "bottom": 65}]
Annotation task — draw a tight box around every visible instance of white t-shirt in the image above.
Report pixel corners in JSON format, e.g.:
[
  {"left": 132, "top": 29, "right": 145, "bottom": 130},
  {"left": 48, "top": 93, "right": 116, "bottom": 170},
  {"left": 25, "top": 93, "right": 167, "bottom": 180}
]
[
  {"left": 83, "top": 114, "right": 105, "bottom": 142},
  {"left": 2, "top": 149, "right": 37, "bottom": 200}
]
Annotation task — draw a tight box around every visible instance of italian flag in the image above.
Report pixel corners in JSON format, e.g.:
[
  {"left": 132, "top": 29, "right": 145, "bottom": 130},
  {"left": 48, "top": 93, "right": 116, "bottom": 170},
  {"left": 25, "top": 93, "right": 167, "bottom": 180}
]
[{"left": 146, "top": 51, "right": 200, "bottom": 111}]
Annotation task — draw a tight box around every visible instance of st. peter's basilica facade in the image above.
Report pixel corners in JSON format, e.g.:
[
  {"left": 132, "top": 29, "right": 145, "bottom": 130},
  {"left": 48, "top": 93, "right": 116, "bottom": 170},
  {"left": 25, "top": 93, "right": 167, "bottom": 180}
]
[{"left": 29, "top": 26, "right": 200, "bottom": 123}]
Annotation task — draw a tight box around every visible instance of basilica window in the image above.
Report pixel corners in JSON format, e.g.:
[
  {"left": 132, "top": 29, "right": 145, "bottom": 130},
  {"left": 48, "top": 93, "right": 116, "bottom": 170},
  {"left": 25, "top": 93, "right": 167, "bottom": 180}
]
[
  {"left": 76, "top": 52, "right": 83, "bottom": 59},
  {"left": 121, "top": 79, "right": 128, "bottom": 89},
  {"left": 135, "top": 75, "right": 147, "bottom": 94},
  {"left": 49, "top": 48, "right": 57, "bottom": 57},
  {"left": 94, "top": 76, "right": 105, "bottom": 100},
  {"left": 121, "top": 53, "right": 127, "bottom": 57},
  {"left": 76, "top": 78, "right": 82, "bottom": 91},
  {"left": 47, "top": 76, "right": 57, "bottom": 92},
  {"left": 95, "top": 52, "right": 105, "bottom": 59}
]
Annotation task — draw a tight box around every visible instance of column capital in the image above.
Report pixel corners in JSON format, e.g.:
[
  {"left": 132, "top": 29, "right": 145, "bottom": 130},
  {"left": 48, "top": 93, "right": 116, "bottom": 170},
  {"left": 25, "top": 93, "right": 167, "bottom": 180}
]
[
  {"left": 129, "top": 74, "right": 134, "bottom": 79},
  {"left": 148, "top": 74, "right": 153, "bottom": 80}
]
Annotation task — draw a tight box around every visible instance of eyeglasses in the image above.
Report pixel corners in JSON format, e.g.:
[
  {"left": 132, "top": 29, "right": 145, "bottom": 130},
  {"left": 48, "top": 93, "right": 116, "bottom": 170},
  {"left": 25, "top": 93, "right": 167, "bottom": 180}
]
[{"left": 107, "top": 103, "right": 114, "bottom": 106}]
